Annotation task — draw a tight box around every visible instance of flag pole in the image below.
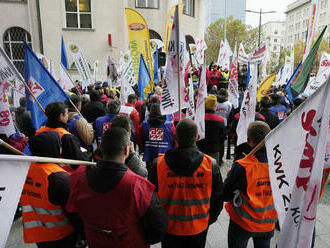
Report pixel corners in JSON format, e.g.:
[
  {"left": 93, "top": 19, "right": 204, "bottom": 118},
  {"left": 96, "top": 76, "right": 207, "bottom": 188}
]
[
  {"left": 245, "top": 139, "right": 265, "bottom": 157},
  {"left": 176, "top": 5, "right": 182, "bottom": 121},
  {"left": 0, "top": 139, "right": 96, "bottom": 166}
]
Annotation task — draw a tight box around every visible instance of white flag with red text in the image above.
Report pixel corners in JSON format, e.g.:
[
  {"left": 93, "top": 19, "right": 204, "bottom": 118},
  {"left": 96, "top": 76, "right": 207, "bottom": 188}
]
[
  {"left": 195, "top": 65, "right": 207, "bottom": 140},
  {"left": 238, "top": 43, "right": 248, "bottom": 65},
  {"left": 265, "top": 76, "right": 330, "bottom": 248},
  {"left": 217, "top": 39, "right": 233, "bottom": 70},
  {"left": 59, "top": 63, "right": 75, "bottom": 92},
  {"left": 228, "top": 45, "right": 239, "bottom": 109}
]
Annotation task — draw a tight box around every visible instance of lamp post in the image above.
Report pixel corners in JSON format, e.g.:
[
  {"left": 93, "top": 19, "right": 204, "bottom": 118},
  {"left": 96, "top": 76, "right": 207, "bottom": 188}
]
[{"left": 245, "top": 9, "right": 276, "bottom": 48}]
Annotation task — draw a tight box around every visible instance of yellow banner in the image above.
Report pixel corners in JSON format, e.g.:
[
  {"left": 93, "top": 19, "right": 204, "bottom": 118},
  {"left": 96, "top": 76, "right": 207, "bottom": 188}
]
[
  {"left": 164, "top": 4, "right": 184, "bottom": 53},
  {"left": 257, "top": 73, "right": 276, "bottom": 102},
  {"left": 125, "top": 8, "right": 154, "bottom": 97}
]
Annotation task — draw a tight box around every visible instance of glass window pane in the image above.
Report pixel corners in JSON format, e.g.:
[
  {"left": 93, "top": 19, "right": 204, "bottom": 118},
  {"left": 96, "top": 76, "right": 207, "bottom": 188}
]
[
  {"left": 148, "top": 0, "right": 158, "bottom": 8},
  {"left": 79, "top": 0, "right": 91, "bottom": 12},
  {"left": 65, "top": 0, "right": 77, "bottom": 12},
  {"left": 66, "top": 13, "right": 78, "bottom": 28},
  {"left": 11, "top": 43, "right": 24, "bottom": 60},
  {"left": 80, "top": 14, "right": 92, "bottom": 28},
  {"left": 136, "top": 0, "right": 146, "bottom": 8},
  {"left": 10, "top": 28, "right": 26, "bottom": 41},
  {"left": 3, "top": 43, "right": 11, "bottom": 59},
  {"left": 13, "top": 61, "right": 24, "bottom": 76}
]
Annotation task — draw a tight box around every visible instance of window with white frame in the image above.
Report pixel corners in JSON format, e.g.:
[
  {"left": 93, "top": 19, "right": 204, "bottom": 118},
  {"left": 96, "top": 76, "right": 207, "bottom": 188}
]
[
  {"left": 274, "top": 38, "right": 277, "bottom": 43},
  {"left": 64, "top": 0, "right": 92, "bottom": 29},
  {"left": 135, "top": 0, "right": 159, "bottom": 8},
  {"left": 183, "top": 0, "right": 194, "bottom": 17},
  {"left": 3, "top": 27, "right": 32, "bottom": 75}
]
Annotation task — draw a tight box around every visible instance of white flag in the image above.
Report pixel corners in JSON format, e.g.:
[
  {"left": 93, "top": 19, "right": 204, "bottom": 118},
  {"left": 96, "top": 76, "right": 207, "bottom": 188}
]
[
  {"left": 195, "top": 39, "right": 207, "bottom": 66},
  {"left": 59, "top": 63, "right": 75, "bottom": 92},
  {"left": 120, "top": 74, "right": 135, "bottom": 106},
  {"left": 93, "top": 60, "right": 99, "bottom": 82},
  {"left": 236, "top": 63, "right": 258, "bottom": 145},
  {"left": 303, "top": 0, "right": 320, "bottom": 62},
  {"left": 279, "top": 48, "right": 295, "bottom": 86},
  {"left": 266, "top": 77, "right": 330, "bottom": 248},
  {"left": 0, "top": 47, "right": 19, "bottom": 136},
  {"left": 12, "top": 79, "right": 25, "bottom": 108},
  {"left": 238, "top": 43, "right": 249, "bottom": 65},
  {"left": 67, "top": 41, "right": 94, "bottom": 88},
  {"left": 304, "top": 52, "right": 330, "bottom": 96},
  {"left": 118, "top": 52, "right": 136, "bottom": 88},
  {"left": 217, "top": 39, "right": 233, "bottom": 69},
  {"left": 228, "top": 45, "right": 239, "bottom": 109},
  {"left": 261, "top": 42, "right": 270, "bottom": 79},
  {"left": 185, "top": 79, "right": 195, "bottom": 119},
  {"left": 195, "top": 65, "right": 207, "bottom": 140},
  {"left": 0, "top": 155, "right": 33, "bottom": 248}
]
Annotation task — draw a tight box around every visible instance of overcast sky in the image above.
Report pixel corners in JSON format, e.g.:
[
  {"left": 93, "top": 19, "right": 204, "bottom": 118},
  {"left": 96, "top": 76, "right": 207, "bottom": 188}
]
[{"left": 245, "top": 0, "right": 297, "bottom": 27}]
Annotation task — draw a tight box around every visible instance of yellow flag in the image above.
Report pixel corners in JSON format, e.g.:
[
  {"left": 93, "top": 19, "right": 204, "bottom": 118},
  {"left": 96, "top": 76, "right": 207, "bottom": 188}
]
[
  {"left": 257, "top": 73, "right": 276, "bottom": 102},
  {"left": 163, "top": 4, "right": 184, "bottom": 53}
]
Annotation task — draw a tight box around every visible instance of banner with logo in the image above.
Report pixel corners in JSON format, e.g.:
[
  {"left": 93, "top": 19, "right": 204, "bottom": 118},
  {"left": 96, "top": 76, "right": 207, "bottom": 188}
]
[
  {"left": 150, "top": 39, "right": 164, "bottom": 53},
  {"left": 257, "top": 73, "right": 276, "bottom": 102},
  {"left": 195, "top": 65, "right": 207, "bottom": 140},
  {"left": 164, "top": 4, "right": 184, "bottom": 52},
  {"left": 279, "top": 47, "right": 294, "bottom": 86},
  {"left": 236, "top": 63, "right": 258, "bottom": 145},
  {"left": 304, "top": 52, "right": 330, "bottom": 96},
  {"left": 194, "top": 39, "right": 207, "bottom": 66},
  {"left": 248, "top": 43, "right": 268, "bottom": 64},
  {"left": 118, "top": 51, "right": 136, "bottom": 88},
  {"left": 67, "top": 41, "right": 94, "bottom": 88},
  {"left": 12, "top": 78, "right": 25, "bottom": 108},
  {"left": 0, "top": 47, "right": 20, "bottom": 136},
  {"left": 228, "top": 45, "right": 239, "bottom": 109},
  {"left": 266, "top": 77, "right": 330, "bottom": 248},
  {"left": 238, "top": 43, "right": 249, "bottom": 64},
  {"left": 36, "top": 53, "right": 54, "bottom": 77},
  {"left": 0, "top": 155, "right": 32, "bottom": 248}
]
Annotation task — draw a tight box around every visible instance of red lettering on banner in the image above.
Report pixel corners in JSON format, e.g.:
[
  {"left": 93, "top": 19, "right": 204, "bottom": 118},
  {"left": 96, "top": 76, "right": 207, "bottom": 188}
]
[
  {"left": 0, "top": 110, "right": 10, "bottom": 126},
  {"left": 28, "top": 79, "right": 45, "bottom": 98},
  {"left": 149, "top": 128, "right": 164, "bottom": 141},
  {"left": 0, "top": 82, "right": 10, "bottom": 103},
  {"left": 321, "top": 60, "right": 330, "bottom": 67}
]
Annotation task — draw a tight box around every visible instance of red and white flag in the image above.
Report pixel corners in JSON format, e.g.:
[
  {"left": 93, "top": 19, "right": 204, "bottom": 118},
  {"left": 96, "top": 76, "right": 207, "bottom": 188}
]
[
  {"left": 238, "top": 43, "right": 248, "bottom": 65},
  {"left": 59, "top": 63, "right": 75, "bottom": 92},
  {"left": 228, "top": 45, "right": 239, "bottom": 109},
  {"left": 217, "top": 39, "right": 232, "bottom": 69},
  {"left": 266, "top": 76, "right": 330, "bottom": 248},
  {"left": 195, "top": 65, "right": 207, "bottom": 140}
]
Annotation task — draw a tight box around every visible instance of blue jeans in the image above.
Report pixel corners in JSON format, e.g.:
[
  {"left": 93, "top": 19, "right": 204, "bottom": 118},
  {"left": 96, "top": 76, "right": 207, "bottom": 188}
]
[{"left": 228, "top": 220, "right": 274, "bottom": 248}]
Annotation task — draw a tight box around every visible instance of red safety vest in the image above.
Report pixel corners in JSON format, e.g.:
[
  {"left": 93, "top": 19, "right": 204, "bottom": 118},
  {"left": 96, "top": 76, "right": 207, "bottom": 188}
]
[
  {"left": 157, "top": 154, "right": 213, "bottom": 235},
  {"left": 20, "top": 163, "right": 74, "bottom": 243},
  {"left": 226, "top": 155, "right": 278, "bottom": 233},
  {"left": 66, "top": 166, "right": 155, "bottom": 248}
]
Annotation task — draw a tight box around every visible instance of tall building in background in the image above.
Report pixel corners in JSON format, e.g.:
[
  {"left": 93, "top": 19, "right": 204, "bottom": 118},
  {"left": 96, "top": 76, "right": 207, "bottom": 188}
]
[
  {"left": 261, "top": 21, "right": 285, "bottom": 59},
  {"left": 205, "top": 0, "right": 246, "bottom": 30}
]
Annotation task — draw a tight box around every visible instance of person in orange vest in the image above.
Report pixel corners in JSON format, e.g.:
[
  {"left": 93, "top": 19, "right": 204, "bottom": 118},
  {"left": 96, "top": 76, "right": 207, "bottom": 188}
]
[
  {"left": 223, "top": 121, "right": 278, "bottom": 248},
  {"left": 21, "top": 131, "right": 83, "bottom": 247},
  {"left": 148, "top": 118, "right": 224, "bottom": 248},
  {"left": 36, "top": 102, "right": 88, "bottom": 166},
  {"left": 66, "top": 127, "right": 167, "bottom": 248}
]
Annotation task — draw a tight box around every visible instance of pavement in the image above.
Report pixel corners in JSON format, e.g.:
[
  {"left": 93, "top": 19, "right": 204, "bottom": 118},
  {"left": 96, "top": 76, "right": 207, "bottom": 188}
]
[{"left": 5, "top": 157, "right": 330, "bottom": 248}]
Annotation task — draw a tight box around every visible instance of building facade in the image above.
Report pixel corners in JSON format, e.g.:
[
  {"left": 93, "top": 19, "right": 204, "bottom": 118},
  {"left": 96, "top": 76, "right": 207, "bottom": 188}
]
[
  {"left": 261, "top": 21, "right": 285, "bottom": 59},
  {"left": 284, "top": 0, "right": 330, "bottom": 48},
  {"left": 0, "top": 0, "right": 205, "bottom": 80},
  {"left": 204, "top": 0, "right": 246, "bottom": 29}
]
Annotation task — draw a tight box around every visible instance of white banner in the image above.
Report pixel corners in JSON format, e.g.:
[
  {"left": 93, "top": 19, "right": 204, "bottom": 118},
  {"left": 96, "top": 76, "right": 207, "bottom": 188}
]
[
  {"left": 248, "top": 43, "right": 268, "bottom": 64},
  {"left": 195, "top": 65, "right": 207, "bottom": 140},
  {"left": 279, "top": 53, "right": 294, "bottom": 86},
  {"left": 195, "top": 39, "right": 207, "bottom": 66},
  {"left": 93, "top": 60, "right": 99, "bottom": 82},
  {"left": 120, "top": 71, "right": 135, "bottom": 106},
  {"left": 238, "top": 43, "right": 249, "bottom": 65},
  {"left": 228, "top": 45, "right": 239, "bottom": 109},
  {"left": 67, "top": 42, "right": 94, "bottom": 88},
  {"left": 185, "top": 79, "right": 195, "bottom": 119},
  {"left": 304, "top": 52, "right": 330, "bottom": 96},
  {"left": 262, "top": 42, "right": 270, "bottom": 79},
  {"left": 217, "top": 39, "right": 233, "bottom": 69},
  {"left": 12, "top": 79, "right": 25, "bottom": 108},
  {"left": 59, "top": 63, "right": 75, "bottom": 92},
  {"left": 118, "top": 52, "right": 136, "bottom": 88},
  {"left": 236, "top": 63, "right": 258, "bottom": 145},
  {"left": 0, "top": 155, "right": 33, "bottom": 248},
  {"left": 266, "top": 77, "right": 330, "bottom": 248},
  {"left": 0, "top": 48, "right": 19, "bottom": 136}
]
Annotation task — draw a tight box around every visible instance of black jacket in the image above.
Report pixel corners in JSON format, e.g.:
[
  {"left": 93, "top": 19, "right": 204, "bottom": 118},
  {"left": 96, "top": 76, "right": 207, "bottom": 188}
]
[
  {"left": 258, "top": 109, "right": 279, "bottom": 130},
  {"left": 86, "top": 161, "right": 167, "bottom": 244},
  {"left": 149, "top": 146, "right": 224, "bottom": 226},
  {"left": 82, "top": 101, "right": 106, "bottom": 123},
  {"left": 15, "top": 107, "right": 35, "bottom": 140}
]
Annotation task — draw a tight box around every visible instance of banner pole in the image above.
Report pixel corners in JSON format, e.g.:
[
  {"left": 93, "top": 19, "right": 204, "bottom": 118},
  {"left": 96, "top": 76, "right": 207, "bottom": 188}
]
[
  {"left": 245, "top": 139, "right": 265, "bottom": 157},
  {"left": 0, "top": 139, "right": 25, "bottom": 155}
]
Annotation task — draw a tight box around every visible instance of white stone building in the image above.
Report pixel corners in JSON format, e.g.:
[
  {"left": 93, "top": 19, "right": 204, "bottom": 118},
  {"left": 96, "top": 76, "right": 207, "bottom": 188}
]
[
  {"left": 261, "top": 21, "right": 285, "bottom": 59},
  {"left": 0, "top": 0, "right": 206, "bottom": 80},
  {"left": 284, "top": 0, "right": 330, "bottom": 48}
]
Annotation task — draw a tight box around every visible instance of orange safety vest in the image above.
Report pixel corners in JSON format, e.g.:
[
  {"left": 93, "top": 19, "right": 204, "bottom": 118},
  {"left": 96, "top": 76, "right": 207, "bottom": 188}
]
[
  {"left": 320, "top": 167, "right": 330, "bottom": 197},
  {"left": 20, "top": 162, "right": 74, "bottom": 243},
  {"left": 157, "top": 154, "right": 212, "bottom": 236},
  {"left": 35, "top": 126, "right": 75, "bottom": 174},
  {"left": 225, "top": 155, "right": 278, "bottom": 233}
]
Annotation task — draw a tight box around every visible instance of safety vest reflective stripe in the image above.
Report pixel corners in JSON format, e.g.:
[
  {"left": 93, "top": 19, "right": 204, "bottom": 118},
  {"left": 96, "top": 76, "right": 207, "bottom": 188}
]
[
  {"left": 240, "top": 197, "right": 275, "bottom": 213},
  {"left": 167, "top": 210, "right": 210, "bottom": 221},
  {"left": 159, "top": 197, "right": 210, "bottom": 206},
  {"left": 234, "top": 207, "right": 277, "bottom": 224},
  {"left": 23, "top": 219, "right": 70, "bottom": 229},
  {"left": 22, "top": 205, "right": 64, "bottom": 216}
]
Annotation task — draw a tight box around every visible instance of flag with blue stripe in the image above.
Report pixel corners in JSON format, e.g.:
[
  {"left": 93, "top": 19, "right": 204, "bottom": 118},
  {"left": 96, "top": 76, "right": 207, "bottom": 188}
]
[
  {"left": 61, "top": 35, "right": 68, "bottom": 70},
  {"left": 153, "top": 45, "right": 159, "bottom": 85},
  {"left": 24, "top": 41, "right": 69, "bottom": 130},
  {"left": 138, "top": 54, "right": 151, "bottom": 101}
]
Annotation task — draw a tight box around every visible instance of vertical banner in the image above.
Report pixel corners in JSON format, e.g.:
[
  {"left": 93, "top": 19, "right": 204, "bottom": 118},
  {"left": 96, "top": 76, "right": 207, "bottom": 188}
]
[
  {"left": 228, "top": 45, "right": 239, "bottom": 109},
  {"left": 59, "top": 63, "right": 75, "bottom": 92},
  {"left": 195, "top": 39, "right": 207, "bottom": 66},
  {"left": 67, "top": 41, "right": 94, "bottom": 88},
  {"left": 195, "top": 65, "right": 207, "bottom": 140},
  {"left": 266, "top": 77, "right": 330, "bottom": 248},
  {"left": 217, "top": 39, "right": 233, "bottom": 69},
  {"left": 118, "top": 51, "right": 136, "bottom": 87},
  {"left": 163, "top": 4, "right": 184, "bottom": 53},
  {"left": 238, "top": 43, "right": 249, "bottom": 65},
  {"left": 93, "top": 60, "right": 99, "bottom": 83}
]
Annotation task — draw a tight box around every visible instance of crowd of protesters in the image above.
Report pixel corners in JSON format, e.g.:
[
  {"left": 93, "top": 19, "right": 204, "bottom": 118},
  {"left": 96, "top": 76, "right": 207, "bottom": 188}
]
[{"left": 2, "top": 61, "right": 318, "bottom": 248}]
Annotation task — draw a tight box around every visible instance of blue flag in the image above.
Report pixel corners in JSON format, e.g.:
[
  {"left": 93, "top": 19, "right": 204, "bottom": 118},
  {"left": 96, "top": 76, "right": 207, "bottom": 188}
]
[
  {"left": 285, "top": 61, "right": 302, "bottom": 102},
  {"left": 138, "top": 54, "right": 151, "bottom": 101},
  {"left": 24, "top": 41, "right": 69, "bottom": 130},
  {"left": 246, "top": 62, "right": 251, "bottom": 88},
  {"left": 61, "top": 35, "right": 68, "bottom": 70},
  {"left": 153, "top": 46, "right": 159, "bottom": 85}
]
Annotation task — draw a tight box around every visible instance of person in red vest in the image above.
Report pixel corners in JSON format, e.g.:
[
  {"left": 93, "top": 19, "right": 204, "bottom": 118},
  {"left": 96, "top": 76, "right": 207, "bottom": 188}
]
[
  {"left": 66, "top": 127, "right": 167, "bottom": 248},
  {"left": 224, "top": 121, "right": 278, "bottom": 248},
  {"left": 149, "top": 118, "right": 224, "bottom": 248}
]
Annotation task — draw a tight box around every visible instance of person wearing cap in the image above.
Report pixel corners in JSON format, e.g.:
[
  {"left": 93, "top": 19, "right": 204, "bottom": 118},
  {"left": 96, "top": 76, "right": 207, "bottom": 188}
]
[
  {"left": 94, "top": 99, "right": 121, "bottom": 145},
  {"left": 197, "top": 94, "right": 226, "bottom": 165}
]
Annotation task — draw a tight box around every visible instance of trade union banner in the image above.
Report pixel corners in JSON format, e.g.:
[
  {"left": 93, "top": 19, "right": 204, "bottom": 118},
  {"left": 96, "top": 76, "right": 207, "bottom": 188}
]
[
  {"left": 228, "top": 45, "right": 239, "bottom": 109},
  {"left": 266, "top": 77, "right": 330, "bottom": 248},
  {"left": 195, "top": 64, "right": 207, "bottom": 140}
]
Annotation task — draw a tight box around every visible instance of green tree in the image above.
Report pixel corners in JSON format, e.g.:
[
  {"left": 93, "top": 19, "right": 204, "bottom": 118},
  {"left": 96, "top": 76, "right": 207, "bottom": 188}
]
[{"left": 205, "top": 16, "right": 258, "bottom": 65}]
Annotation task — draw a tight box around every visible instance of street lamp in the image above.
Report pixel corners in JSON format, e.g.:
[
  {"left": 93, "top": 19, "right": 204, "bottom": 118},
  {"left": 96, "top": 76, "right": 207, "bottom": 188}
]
[{"left": 245, "top": 9, "right": 276, "bottom": 48}]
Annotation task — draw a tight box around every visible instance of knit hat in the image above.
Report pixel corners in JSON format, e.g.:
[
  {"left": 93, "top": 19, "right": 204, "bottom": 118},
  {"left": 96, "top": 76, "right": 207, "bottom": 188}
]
[{"left": 205, "top": 94, "right": 217, "bottom": 110}]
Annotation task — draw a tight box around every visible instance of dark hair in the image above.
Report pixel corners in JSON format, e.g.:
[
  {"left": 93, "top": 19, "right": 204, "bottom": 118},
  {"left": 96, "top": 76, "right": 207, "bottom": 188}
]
[
  {"left": 270, "top": 93, "right": 280, "bottom": 105},
  {"left": 111, "top": 116, "right": 131, "bottom": 132},
  {"left": 247, "top": 121, "right": 270, "bottom": 145},
  {"left": 19, "top": 97, "right": 26, "bottom": 108},
  {"left": 127, "top": 94, "right": 137, "bottom": 104},
  {"left": 89, "top": 90, "right": 101, "bottom": 101},
  {"left": 260, "top": 96, "right": 271, "bottom": 109},
  {"left": 101, "top": 127, "right": 130, "bottom": 158},
  {"left": 176, "top": 118, "right": 198, "bottom": 147},
  {"left": 66, "top": 94, "right": 81, "bottom": 110},
  {"left": 149, "top": 103, "right": 162, "bottom": 117},
  {"left": 106, "top": 100, "right": 121, "bottom": 114},
  {"left": 45, "top": 102, "right": 67, "bottom": 122},
  {"left": 218, "top": 88, "right": 227, "bottom": 97}
]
